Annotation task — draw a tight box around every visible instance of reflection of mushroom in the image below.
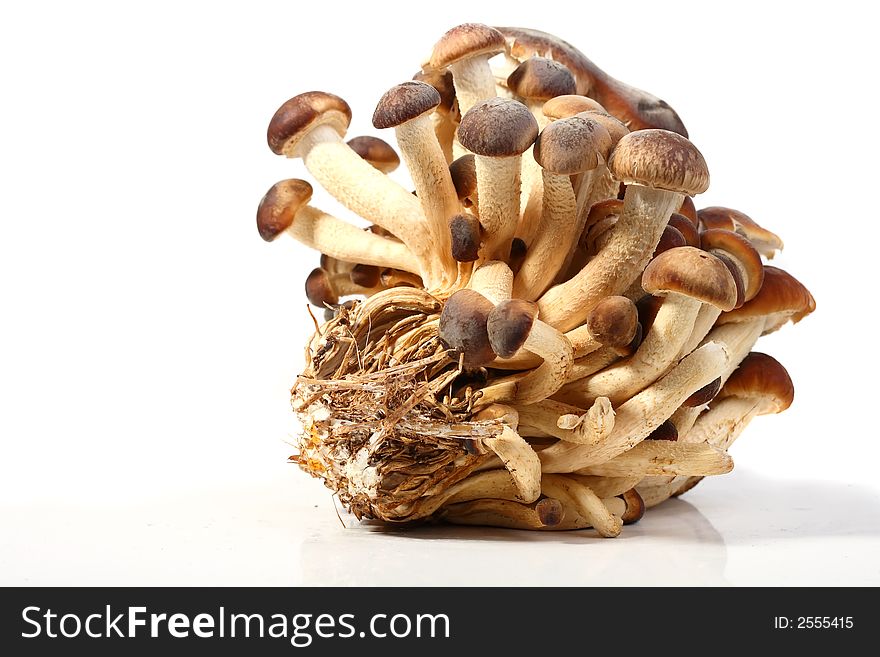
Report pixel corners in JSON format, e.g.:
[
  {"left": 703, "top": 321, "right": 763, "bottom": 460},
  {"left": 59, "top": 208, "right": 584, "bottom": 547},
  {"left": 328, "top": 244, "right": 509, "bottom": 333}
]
[
  {"left": 558, "top": 247, "right": 736, "bottom": 407},
  {"left": 537, "top": 129, "right": 709, "bottom": 331},
  {"left": 458, "top": 98, "right": 538, "bottom": 261},
  {"left": 257, "top": 179, "right": 420, "bottom": 273}
]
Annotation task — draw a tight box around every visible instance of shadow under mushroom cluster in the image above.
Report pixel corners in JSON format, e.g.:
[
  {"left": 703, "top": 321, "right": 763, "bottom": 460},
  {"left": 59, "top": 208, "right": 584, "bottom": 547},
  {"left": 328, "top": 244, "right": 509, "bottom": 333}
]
[{"left": 259, "top": 23, "right": 815, "bottom": 537}]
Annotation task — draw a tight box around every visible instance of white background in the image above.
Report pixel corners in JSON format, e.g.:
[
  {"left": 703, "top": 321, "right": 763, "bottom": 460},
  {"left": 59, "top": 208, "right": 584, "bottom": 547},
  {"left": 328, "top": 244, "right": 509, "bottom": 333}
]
[{"left": 2, "top": 0, "right": 878, "bottom": 586}]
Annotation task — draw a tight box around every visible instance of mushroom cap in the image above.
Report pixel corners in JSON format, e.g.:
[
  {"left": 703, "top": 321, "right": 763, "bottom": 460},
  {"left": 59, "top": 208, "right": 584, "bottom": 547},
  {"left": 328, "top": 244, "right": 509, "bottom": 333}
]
[
  {"left": 698, "top": 206, "right": 784, "bottom": 255},
  {"left": 678, "top": 196, "right": 698, "bottom": 226},
  {"left": 653, "top": 224, "right": 687, "bottom": 257},
  {"left": 449, "top": 154, "right": 477, "bottom": 205},
  {"left": 508, "top": 237, "right": 528, "bottom": 275},
  {"left": 412, "top": 69, "right": 456, "bottom": 114},
  {"left": 717, "top": 266, "right": 815, "bottom": 326},
  {"left": 507, "top": 56, "right": 576, "bottom": 102},
  {"left": 372, "top": 81, "right": 441, "bottom": 129},
  {"left": 449, "top": 213, "right": 482, "bottom": 262},
  {"left": 542, "top": 94, "right": 606, "bottom": 120},
  {"left": 577, "top": 110, "right": 629, "bottom": 146},
  {"left": 486, "top": 299, "right": 538, "bottom": 358},
  {"left": 646, "top": 419, "right": 678, "bottom": 441},
  {"left": 457, "top": 98, "right": 538, "bottom": 157},
  {"left": 533, "top": 114, "right": 612, "bottom": 174},
  {"left": 641, "top": 246, "right": 738, "bottom": 310},
  {"left": 683, "top": 376, "right": 722, "bottom": 407},
  {"left": 668, "top": 213, "right": 700, "bottom": 247},
  {"left": 701, "top": 228, "right": 764, "bottom": 302},
  {"left": 586, "top": 295, "right": 638, "bottom": 348},
  {"left": 429, "top": 23, "right": 506, "bottom": 69},
  {"left": 636, "top": 293, "right": 664, "bottom": 334},
  {"left": 256, "top": 179, "right": 313, "bottom": 241},
  {"left": 439, "top": 289, "right": 496, "bottom": 369},
  {"left": 267, "top": 92, "right": 351, "bottom": 156},
  {"left": 608, "top": 129, "right": 709, "bottom": 195},
  {"left": 713, "top": 252, "right": 746, "bottom": 309},
  {"left": 619, "top": 488, "right": 646, "bottom": 525},
  {"left": 346, "top": 135, "right": 400, "bottom": 173},
  {"left": 349, "top": 264, "right": 381, "bottom": 288},
  {"left": 536, "top": 497, "right": 565, "bottom": 526},
  {"left": 305, "top": 268, "right": 338, "bottom": 306},
  {"left": 719, "top": 351, "right": 794, "bottom": 413}
]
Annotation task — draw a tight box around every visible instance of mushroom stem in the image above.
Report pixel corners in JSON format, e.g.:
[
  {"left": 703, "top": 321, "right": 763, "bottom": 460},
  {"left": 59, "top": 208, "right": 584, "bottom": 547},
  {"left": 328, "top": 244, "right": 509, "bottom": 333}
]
[
  {"left": 686, "top": 396, "right": 768, "bottom": 452},
  {"left": 286, "top": 205, "right": 421, "bottom": 273},
  {"left": 539, "top": 341, "right": 730, "bottom": 473},
  {"left": 468, "top": 260, "right": 513, "bottom": 305},
  {"left": 448, "top": 57, "right": 497, "bottom": 115},
  {"left": 563, "top": 347, "right": 621, "bottom": 383},
  {"left": 576, "top": 441, "right": 732, "bottom": 477},
  {"left": 677, "top": 305, "right": 723, "bottom": 359},
  {"left": 474, "top": 155, "right": 522, "bottom": 261},
  {"left": 514, "top": 397, "right": 615, "bottom": 445},
  {"left": 482, "top": 424, "right": 542, "bottom": 503},
  {"left": 295, "top": 126, "right": 443, "bottom": 288},
  {"left": 555, "top": 293, "right": 700, "bottom": 406},
  {"left": 541, "top": 474, "right": 622, "bottom": 537},
  {"left": 512, "top": 169, "right": 577, "bottom": 300},
  {"left": 537, "top": 186, "right": 683, "bottom": 331}
]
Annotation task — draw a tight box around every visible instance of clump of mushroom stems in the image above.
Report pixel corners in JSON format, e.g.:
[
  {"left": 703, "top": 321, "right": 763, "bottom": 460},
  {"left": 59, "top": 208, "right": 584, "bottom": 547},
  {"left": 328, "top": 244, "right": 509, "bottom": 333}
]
[{"left": 264, "top": 23, "right": 816, "bottom": 538}]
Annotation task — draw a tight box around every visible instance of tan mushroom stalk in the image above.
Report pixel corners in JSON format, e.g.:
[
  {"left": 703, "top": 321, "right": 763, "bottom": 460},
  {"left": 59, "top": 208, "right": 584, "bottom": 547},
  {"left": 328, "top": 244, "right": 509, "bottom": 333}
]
[
  {"left": 506, "top": 57, "right": 577, "bottom": 249},
  {"left": 698, "top": 206, "right": 784, "bottom": 258},
  {"left": 513, "top": 115, "right": 611, "bottom": 301},
  {"left": 468, "top": 260, "right": 513, "bottom": 305},
  {"left": 458, "top": 98, "right": 538, "bottom": 262},
  {"left": 267, "top": 92, "right": 445, "bottom": 289},
  {"left": 471, "top": 404, "right": 541, "bottom": 503},
  {"left": 428, "top": 23, "right": 506, "bottom": 117},
  {"left": 514, "top": 397, "right": 615, "bottom": 445},
  {"left": 541, "top": 474, "right": 622, "bottom": 537},
  {"left": 412, "top": 68, "right": 458, "bottom": 163},
  {"left": 479, "top": 299, "right": 573, "bottom": 405},
  {"left": 557, "top": 247, "right": 736, "bottom": 407},
  {"left": 346, "top": 135, "right": 400, "bottom": 172},
  {"left": 257, "top": 179, "right": 420, "bottom": 273},
  {"left": 373, "top": 81, "right": 460, "bottom": 286},
  {"left": 577, "top": 441, "right": 732, "bottom": 477},
  {"left": 537, "top": 129, "right": 710, "bottom": 331},
  {"left": 539, "top": 341, "right": 730, "bottom": 473}
]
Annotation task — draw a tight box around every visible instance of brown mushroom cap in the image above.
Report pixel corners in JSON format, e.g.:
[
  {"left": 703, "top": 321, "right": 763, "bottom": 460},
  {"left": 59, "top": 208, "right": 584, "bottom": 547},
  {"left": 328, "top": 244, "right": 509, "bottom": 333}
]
[
  {"left": 507, "top": 57, "right": 576, "bottom": 102},
  {"left": 305, "top": 267, "right": 338, "bottom": 306},
  {"left": 678, "top": 196, "right": 698, "bottom": 226},
  {"left": 267, "top": 92, "right": 351, "bottom": 156},
  {"left": 256, "top": 179, "right": 313, "bottom": 241},
  {"left": 533, "top": 114, "right": 612, "bottom": 174},
  {"left": 719, "top": 352, "right": 794, "bottom": 413},
  {"left": 608, "top": 129, "right": 709, "bottom": 195},
  {"left": 372, "top": 81, "right": 441, "bottom": 129},
  {"left": 412, "top": 69, "right": 456, "bottom": 114},
  {"left": 429, "top": 23, "right": 506, "bottom": 69},
  {"left": 449, "top": 213, "right": 482, "bottom": 262},
  {"left": 486, "top": 299, "right": 538, "bottom": 358},
  {"left": 439, "top": 289, "right": 496, "bottom": 369},
  {"left": 683, "top": 376, "right": 722, "bottom": 407},
  {"left": 458, "top": 98, "right": 539, "bottom": 157},
  {"left": 577, "top": 110, "right": 629, "bottom": 146},
  {"left": 697, "top": 206, "right": 736, "bottom": 232},
  {"left": 349, "top": 264, "right": 381, "bottom": 288},
  {"left": 586, "top": 296, "right": 638, "bottom": 348},
  {"left": 668, "top": 213, "right": 700, "bottom": 247},
  {"left": 508, "top": 237, "right": 528, "bottom": 275},
  {"left": 698, "top": 206, "right": 783, "bottom": 254},
  {"left": 449, "top": 154, "right": 478, "bottom": 206},
  {"left": 619, "top": 488, "right": 646, "bottom": 524},
  {"left": 346, "top": 135, "right": 400, "bottom": 173},
  {"left": 535, "top": 497, "right": 565, "bottom": 526},
  {"left": 646, "top": 419, "right": 678, "bottom": 441},
  {"left": 713, "top": 252, "right": 746, "bottom": 309},
  {"left": 653, "top": 224, "right": 687, "bottom": 257},
  {"left": 641, "top": 246, "right": 738, "bottom": 310},
  {"left": 701, "top": 228, "right": 764, "bottom": 302},
  {"left": 542, "top": 94, "right": 606, "bottom": 119},
  {"left": 717, "top": 266, "right": 815, "bottom": 325}
]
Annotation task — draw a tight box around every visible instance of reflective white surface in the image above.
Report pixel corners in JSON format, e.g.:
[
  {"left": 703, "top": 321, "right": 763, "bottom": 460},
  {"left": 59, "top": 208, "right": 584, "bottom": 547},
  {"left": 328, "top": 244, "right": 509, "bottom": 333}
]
[{"left": 4, "top": 467, "right": 878, "bottom": 586}]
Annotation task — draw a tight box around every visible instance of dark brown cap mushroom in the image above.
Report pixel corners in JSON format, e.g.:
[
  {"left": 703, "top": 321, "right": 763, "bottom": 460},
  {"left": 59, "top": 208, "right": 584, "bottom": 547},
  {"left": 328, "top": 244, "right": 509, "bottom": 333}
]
[
  {"left": 349, "top": 264, "right": 381, "bottom": 288},
  {"left": 346, "top": 135, "right": 400, "bottom": 173},
  {"left": 412, "top": 69, "right": 456, "bottom": 115},
  {"left": 683, "top": 376, "right": 722, "bottom": 407},
  {"left": 449, "top": 213, "right": 482, "bottom": 262},
  {"left": 668, "top": 213, "right": 700, "bottom": 247},
  {"left": 305, "top": 267, "right": 339, "bottom": 306},
  {"left": 256, "top": 179, "right": 314, "bottom": 241},
  {"left": 678, "top": 196, "right": 698, "bottom": 226},
  {"left": 646, "top": 419, "right": 678, "bottom": 441},
  {"left": 267, "top": 92, "right": 352, "bottom": 156},
  {"left": 457, "top": 97, "right": 539, "bottom": 157},
  {"left": 619, "top": 488, "right": 646, "bottom": 524},
  {"left": 439, "top": 289, "right": 496, "bottom": 369},
  {"left": 507, "top": 57, "right": 577, "bottom": 103},
  {"left": 535, "top": 497, "right": 565, "bottom": 526},
  {"left": 533, "top": 114, "right": 613, "bottom": 174},
  {"left": 586, "top": 296, "right": 639, "bottom": 350},
  {"left": 449, "top": 154, "right": 478, "bottom": 208},
  {"left": 609, "top": 129, "right": 709, "bottom": 196},
  {"left": 372, "top": 80, "right": 441, "bottom": 129},
  {"left": 653, "top": 224, "right": 687, "bottom": 257},
  {"left": 642, "top": 246, "right": 738, "bottom": 311},
  {"left": 429, "top": 23, "right": 507, "bottom": 70},
  {"left": 486, "top": 299, "right": 538, "bottom": 358}
]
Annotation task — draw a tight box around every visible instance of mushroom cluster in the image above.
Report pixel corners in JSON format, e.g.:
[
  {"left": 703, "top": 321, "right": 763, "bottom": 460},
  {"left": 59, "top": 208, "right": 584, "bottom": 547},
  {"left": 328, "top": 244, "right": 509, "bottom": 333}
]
[{"left": 260, "top": 24, "right": 815, "bottom": 537}]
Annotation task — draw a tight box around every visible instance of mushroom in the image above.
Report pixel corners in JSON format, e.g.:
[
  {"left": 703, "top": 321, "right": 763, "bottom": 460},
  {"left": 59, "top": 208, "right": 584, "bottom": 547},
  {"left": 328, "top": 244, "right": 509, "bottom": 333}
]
[
  {"left": 438, "top": 289, "right": 496, "bottom": 370},
  {"left": 412, "top": 68, "right": 458, "bottom": 163},
  {"left": 514, "top": 397, "right": 615, "bottom": 445},
  {"left": 717, "top": 265, "right": 815, "bottom": 334},
  {"left": 346, "top": 135, "right": 400, "bottom": 172},
  {"left": 619, "top": 488, "right": 646, "bottom": 524},
  {"left": 496, "top": 26, "right": 689, "bottom": 136},
  {"left": 479, "top": 299, "right": 573, "bottom": 405},
  {"left": 439, "top": 498, "right": 567, "bottom": 530},
  {"left": 373, "top": 80, "right": 460, "bottom": 285},
  {"left": 472, "top": 404, "right": 541, "bottom": 503},
  {"left": 267, "top": 92, "right": 445, "bottom": 289},
  {"left": 585, "top": 295, "right": 639, "bottom": 355},
  {"left": 449, "top": 153, "right": 479, "bottom": 214},
  {"left": 668, "top": 213, "right": 700, "bottom": 247},
  {"left": 541, "top": 474, "right": 622, "bottom": 537},
  {"left": 687, "top": 352, "right": 794, "bottom": 451},
  {"left": 304, "top": 267, "right": 382, "bottom": 307},
  {"left": 256, "top": 179, "right": 420, "bottom": 273},
  {"left": 701, "top": 229, "right": 764, "bottom": 305},
  {"left": 698, "top": 206, "right": 784, "bottom": 258},
  {"left": 539, "top": 341, "right": 730, "bottom": 473},
  {"left": 513, "top": 114, "right": 612, "bottom": 301},
  {"left": 575, "top": 441, "right": 733, "bottom": 478},
  {"left": 427, "top": 23, "right": 507, "bottom": 116},
  {"left": 556, "top": 247, "right": 736, "bottom": 407},
  {"left": 457, "top": 98, "right": 538, "bottom": 262},
  {"left": 537, "top": 129, "right": 710, "bottom": 331},
  {"left": 449, "top": 213, "right": 482, "bottom": 262}
]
